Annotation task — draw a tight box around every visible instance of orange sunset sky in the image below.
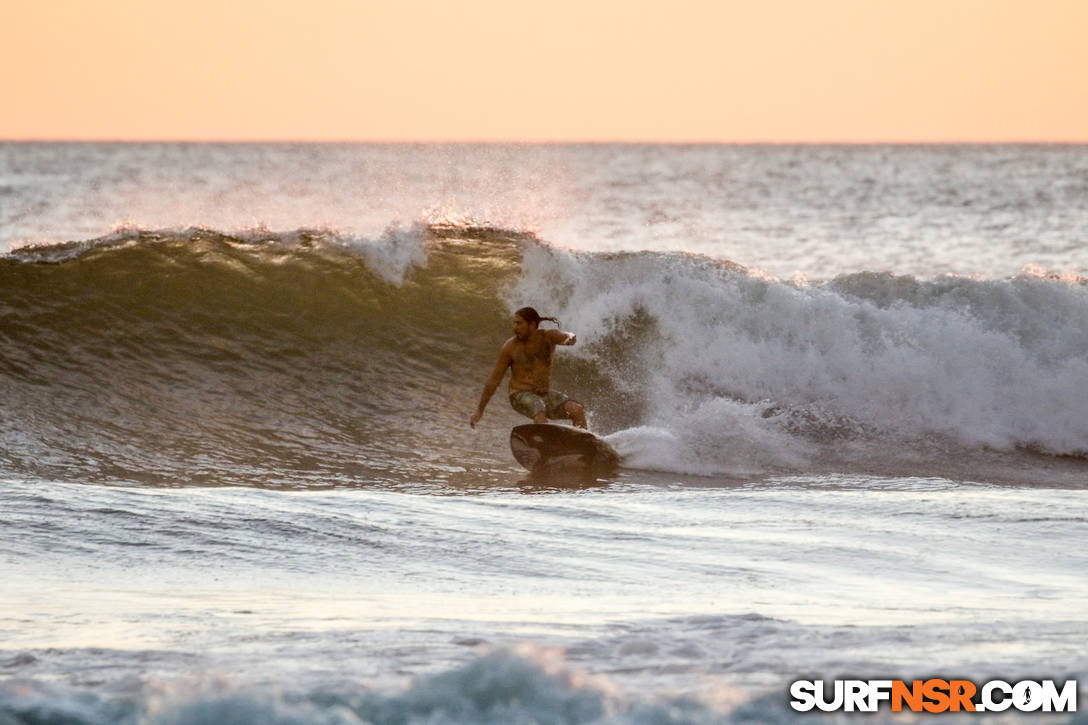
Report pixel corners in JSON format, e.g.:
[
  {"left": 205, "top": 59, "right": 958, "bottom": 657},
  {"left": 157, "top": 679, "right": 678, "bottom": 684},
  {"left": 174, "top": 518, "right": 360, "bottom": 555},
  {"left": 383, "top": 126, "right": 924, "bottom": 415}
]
[{"left": 2, "top": 0, "right": 1086, "bottom": 142}]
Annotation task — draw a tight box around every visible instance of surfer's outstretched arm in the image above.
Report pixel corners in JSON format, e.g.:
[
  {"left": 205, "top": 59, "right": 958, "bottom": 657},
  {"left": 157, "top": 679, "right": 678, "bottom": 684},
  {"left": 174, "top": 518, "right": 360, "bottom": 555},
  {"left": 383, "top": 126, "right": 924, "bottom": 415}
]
[
  {"left": 469, "top": 344, "right": 513, "bottom": 428},
  {"left": 546, "top": 329, "right": 577, "bottom": 346}
]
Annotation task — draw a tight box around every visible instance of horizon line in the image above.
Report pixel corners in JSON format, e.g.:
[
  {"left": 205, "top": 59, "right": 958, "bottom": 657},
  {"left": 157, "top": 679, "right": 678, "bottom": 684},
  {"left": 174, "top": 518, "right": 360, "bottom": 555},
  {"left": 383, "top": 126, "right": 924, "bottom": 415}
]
[{"left": 3, "top": 137, "right": 1088, "bottom": 146}]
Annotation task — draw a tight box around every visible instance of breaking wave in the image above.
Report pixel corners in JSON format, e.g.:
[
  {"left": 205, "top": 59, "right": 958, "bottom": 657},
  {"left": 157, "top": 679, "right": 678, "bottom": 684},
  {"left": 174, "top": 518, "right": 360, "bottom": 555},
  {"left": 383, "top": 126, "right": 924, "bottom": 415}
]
[{"left": 3, "top": 223, "right": 1087, "bottom": 486}]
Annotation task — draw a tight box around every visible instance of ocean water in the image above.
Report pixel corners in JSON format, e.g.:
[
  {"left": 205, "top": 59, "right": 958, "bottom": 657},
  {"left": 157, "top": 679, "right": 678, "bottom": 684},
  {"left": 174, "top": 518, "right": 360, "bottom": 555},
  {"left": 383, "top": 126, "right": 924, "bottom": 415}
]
[{"left": 1, "top": 143, "right": 1087, "bottom": 723}]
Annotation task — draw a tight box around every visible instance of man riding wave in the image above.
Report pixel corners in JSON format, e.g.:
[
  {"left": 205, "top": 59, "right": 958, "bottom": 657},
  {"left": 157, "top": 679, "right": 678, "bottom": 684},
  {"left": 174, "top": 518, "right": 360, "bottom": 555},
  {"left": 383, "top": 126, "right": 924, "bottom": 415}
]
[{"left": 469, "top": 306, "right": 588, "bottom": 430}]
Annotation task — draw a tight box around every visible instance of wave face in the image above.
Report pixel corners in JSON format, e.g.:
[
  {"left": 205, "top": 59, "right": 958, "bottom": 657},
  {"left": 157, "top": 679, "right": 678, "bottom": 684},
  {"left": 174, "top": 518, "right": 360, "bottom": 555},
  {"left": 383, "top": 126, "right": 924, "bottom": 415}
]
[
  {"left": 3, "top": 225, "right": 1088, "bottom": 486},
  {"left": 1, "top": 225, "right": 526, "bottom": 487}
]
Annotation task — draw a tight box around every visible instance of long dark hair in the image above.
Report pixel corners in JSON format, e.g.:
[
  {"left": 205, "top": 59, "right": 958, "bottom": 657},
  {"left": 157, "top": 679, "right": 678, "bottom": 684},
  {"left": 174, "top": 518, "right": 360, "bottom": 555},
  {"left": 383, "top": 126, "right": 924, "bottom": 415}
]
[{"left": 515, "top": 306, "right": 560, "bottom": 328}]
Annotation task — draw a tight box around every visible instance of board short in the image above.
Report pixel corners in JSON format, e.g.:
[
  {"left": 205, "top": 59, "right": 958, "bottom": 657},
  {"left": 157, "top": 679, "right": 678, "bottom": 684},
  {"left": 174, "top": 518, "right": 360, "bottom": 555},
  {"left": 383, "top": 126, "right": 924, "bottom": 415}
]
[{"left": 509, "top": 390, "right": 577, "bottom": 421}]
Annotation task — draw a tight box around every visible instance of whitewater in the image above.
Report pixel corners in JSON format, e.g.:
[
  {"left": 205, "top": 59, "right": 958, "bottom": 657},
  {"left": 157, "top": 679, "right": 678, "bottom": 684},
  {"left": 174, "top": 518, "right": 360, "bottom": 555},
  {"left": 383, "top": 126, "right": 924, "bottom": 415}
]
[{"left": 1, "top": 143, "right": 1086, "bottom": 723}]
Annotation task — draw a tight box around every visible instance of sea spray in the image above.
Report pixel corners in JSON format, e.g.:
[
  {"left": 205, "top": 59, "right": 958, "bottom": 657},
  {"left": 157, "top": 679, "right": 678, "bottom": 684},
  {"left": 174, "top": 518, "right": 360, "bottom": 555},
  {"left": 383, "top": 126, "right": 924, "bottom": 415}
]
[{"left": 512, "top": 242, "right": 1088, "bottom": 463}]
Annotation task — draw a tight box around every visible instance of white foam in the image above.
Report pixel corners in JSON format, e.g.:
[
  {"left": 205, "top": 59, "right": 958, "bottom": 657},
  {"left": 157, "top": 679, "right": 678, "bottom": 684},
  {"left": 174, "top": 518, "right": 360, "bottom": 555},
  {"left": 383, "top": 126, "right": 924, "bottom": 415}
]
[
  {"left": 511, "top": 245, "right": 1088, "bottom": 470},
  {"left": 0, "top": 650, "right": 745, "bottom": 725},
  {"left": 606, "top": 426, "right": 700, "bottom": 473}
]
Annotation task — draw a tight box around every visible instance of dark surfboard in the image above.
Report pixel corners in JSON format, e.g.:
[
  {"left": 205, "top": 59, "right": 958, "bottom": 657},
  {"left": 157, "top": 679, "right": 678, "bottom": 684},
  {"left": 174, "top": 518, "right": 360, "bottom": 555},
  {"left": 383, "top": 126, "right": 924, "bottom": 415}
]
[{"left": 510, "top": 424, "right": 620, "bottom": 472}]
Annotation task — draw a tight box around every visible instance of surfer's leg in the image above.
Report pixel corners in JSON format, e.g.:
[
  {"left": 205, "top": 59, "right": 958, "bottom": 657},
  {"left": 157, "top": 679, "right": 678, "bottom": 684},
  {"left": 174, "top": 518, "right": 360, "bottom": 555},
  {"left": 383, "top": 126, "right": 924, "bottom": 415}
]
[
  {"left": 563, "top": 401, "right": 587, "bottom": 429},
  {"left": 545, "top": 392, "right": 588, "bottom": 429},
  {"left": 510, "top": 391, "right": 548, "bottom": 423}
]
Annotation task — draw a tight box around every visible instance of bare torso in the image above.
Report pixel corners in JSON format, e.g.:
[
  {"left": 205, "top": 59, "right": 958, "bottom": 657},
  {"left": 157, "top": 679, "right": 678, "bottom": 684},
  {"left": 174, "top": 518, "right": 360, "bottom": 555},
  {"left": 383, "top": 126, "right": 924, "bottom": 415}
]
[
  {"left": 504, "top": 331, "right": 555, "bottom": 394},
  {"left": 469, "top": 318, "right": 581, "bottom": 430}
]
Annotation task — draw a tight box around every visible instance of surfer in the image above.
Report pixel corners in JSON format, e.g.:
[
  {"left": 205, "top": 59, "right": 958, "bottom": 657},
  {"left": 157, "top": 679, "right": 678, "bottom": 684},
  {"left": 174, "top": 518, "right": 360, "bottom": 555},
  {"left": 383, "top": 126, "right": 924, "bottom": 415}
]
[{"left": 469, "top": 307, "right": 588, "bottom": 430}]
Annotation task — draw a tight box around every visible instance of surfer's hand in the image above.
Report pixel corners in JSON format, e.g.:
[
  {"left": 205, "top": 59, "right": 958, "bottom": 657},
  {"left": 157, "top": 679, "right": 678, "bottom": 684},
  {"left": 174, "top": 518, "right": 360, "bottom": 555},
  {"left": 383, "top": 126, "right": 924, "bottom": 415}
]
[{"left": 469, "top": 411, "right": 482, "bottom": 428}]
